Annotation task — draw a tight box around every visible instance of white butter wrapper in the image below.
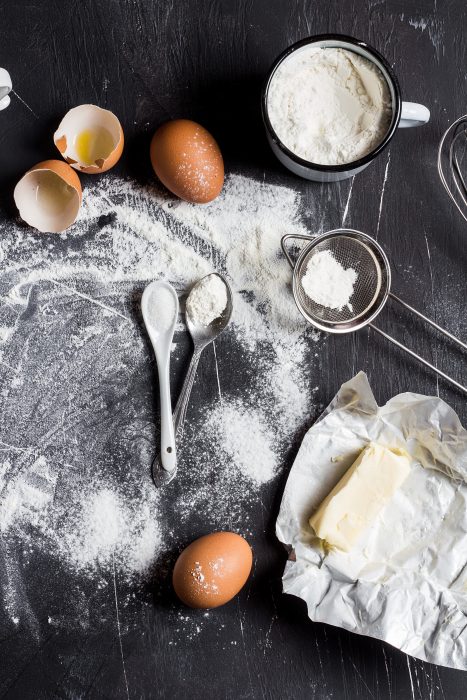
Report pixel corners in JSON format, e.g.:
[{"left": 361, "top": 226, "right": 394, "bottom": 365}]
[{"left": 276, "top": 372, "right": 467, "bottom": 670}]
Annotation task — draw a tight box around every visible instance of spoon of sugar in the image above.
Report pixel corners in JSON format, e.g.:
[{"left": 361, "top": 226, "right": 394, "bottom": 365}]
[
  {"left": 142, "top": 280, "right": 179, "bottom": 475},
  {"left": 152, "top": 273, "right": 232, "bottom": 487}
]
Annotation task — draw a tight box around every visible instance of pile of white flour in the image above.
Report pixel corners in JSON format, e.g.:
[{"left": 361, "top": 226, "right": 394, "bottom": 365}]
[{"left": 0, "top": 173, "right": 321, "bottom": 628}]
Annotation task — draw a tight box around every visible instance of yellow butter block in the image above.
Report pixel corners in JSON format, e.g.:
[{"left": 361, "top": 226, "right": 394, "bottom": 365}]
[{"left": 309, "top": 443, "right": 411, "bottom": 552}]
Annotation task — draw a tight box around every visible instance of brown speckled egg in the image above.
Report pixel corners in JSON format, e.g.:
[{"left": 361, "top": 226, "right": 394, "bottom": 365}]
[
  {"left": 172, "top": 532, "right": 252, "bottom": 609},
  {"left": 150, "top": 119, "right": 224, "bottom": 204}
]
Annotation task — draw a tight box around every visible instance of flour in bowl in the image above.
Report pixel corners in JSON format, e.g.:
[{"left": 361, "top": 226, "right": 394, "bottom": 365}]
[{"left": 267, "top": 47, "right": 392, "bottom": 165}]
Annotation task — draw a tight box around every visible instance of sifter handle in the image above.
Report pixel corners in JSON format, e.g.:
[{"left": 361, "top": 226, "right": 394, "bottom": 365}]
[
  {"left": 281, "top": 233, "right": 315, "bottom": 269},
  {"left": 369, "top": 323, "right": 467, "bottom": 395}
]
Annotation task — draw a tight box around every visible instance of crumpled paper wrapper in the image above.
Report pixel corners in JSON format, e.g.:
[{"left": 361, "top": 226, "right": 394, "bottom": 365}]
[{"left": 276, "top": 372, "right": 467, "bottom": 669}]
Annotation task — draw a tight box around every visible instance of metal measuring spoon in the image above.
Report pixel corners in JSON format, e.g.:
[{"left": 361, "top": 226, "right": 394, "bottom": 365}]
[
  {"left": 142, "top": 281, "right": 179, "bottom": 476},
  {"left": 152, "top": 273, "right": 233, "bottom": 487}
]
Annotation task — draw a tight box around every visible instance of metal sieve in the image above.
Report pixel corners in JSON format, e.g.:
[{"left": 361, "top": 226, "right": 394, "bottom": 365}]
[{"left": 282, "top": 228, "right": 466, "bottom": 394}]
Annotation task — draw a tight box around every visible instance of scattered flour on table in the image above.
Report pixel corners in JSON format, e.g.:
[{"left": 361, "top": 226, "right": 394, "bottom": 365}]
[
  {"left": 60, "top": 488, "right": 161, "bottom": 575},
  {"left": 206, "top": 401, "right": 276, "bottom": 486},
  {"left": 0, "top": 173, "right": 322, "bottom": 628}
]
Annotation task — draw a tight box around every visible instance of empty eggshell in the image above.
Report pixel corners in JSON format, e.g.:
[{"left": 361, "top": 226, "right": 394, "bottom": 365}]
[
  {"left": 54, "top": 104, "right": 124, "bottom": 174},
  {"left": 14, "top": 160, "right": 82, "bottom": 233},
  {"left": 172, "top": 532, "right": 253, "bottom": 609},
  {"left": 150, "top": 119, "right": 224, "bottom": 204}
]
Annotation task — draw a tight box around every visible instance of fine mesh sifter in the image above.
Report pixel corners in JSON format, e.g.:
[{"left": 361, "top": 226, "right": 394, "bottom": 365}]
[{"left": 281, "top": 229, "right": 466, "bottom": 394}]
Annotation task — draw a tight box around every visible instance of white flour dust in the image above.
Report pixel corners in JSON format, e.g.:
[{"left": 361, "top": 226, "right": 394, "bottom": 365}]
[
  {"left": 0, "top": 173, "right": 321, "bottom": 628},
  {"left": 206, "top": 401, "right": 277, "bottom": 486}
]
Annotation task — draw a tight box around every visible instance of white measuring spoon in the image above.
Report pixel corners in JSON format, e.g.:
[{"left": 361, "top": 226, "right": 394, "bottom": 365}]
[
  {"left": 141, "top": 281, "right": 179, "bottom": 474},
  {"left": 151, "top": 273, "right": 233, "bottom": 487}
]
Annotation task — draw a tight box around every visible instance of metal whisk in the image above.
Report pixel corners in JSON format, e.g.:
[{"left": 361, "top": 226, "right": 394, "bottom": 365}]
[
  {"left": 438, "top": 115, "right": 467, "bottom": 224},
  {"left": 282, "top": 229, "right": 466, "bottom": 394}
]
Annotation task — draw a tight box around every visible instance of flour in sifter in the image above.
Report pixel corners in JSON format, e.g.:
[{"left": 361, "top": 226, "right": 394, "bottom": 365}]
[{"left": 302, "top": 249, "right": 357, "bottom": 310}]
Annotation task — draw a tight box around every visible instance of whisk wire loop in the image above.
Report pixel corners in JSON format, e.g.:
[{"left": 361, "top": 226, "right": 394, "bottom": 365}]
[{"left": 438, "top": 115, "right": 467, "bottom": 224}]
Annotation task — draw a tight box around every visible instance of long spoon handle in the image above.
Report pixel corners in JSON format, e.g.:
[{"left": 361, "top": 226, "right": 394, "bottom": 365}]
[
  {"left": 151, "top": 345, "right": 204, "bottom": 486},
  {"left": 172, "top": 347, "right": 203, "bottom": 438},
  {"left": 158, "top": 358, "right": 177, "bottom": 472}
]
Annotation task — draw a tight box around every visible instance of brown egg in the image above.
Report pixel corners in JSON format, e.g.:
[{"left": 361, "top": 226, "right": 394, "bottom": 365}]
[
  {"left": 150, "top": 119, "right": 224, "bottom": 204},
  {"left": 172, "top": 532, "right": 252, "bottom": 608},
  {"left": 14, "top": 160, "right": 82, "bottom": 233}
]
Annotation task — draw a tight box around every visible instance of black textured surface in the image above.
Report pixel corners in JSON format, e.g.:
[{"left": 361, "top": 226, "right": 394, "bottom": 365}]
[{"left": 0, "top": 1, "right": 466, "bottom": 699}]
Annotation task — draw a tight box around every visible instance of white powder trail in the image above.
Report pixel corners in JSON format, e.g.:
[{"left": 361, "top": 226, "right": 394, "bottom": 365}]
[
  {"left": 112, "top": 557, "right": 130, "bottom": 700},
  {"left": 342, "top": 176, "right": 355, "bottom": 227},
  {"left": 212, "top": 342, "right": 222, "bottom": 404},
  {"left": 0, "top": 359, "right": 18, "bottom": 373},
  {"left": 206, "top": 400, "right": 277, "bottom": 485},
  {"left": 0, "top": 441, "right": 31, "bottom": 453},
  {"left": 11, "top": 89, "right": 39, "bottom": 119},
  {"left": 376, "top": 151, "right": 391, "bottom": 238},
  {"left": 408, "top": 18, "right": 428, "bottom": 30},
  {"left": 46, "top": 277, "right": 131, "bottom": 322}
]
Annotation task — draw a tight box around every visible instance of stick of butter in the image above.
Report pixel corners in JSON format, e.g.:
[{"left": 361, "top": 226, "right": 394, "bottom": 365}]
[{"left": 309, "top": 443, "right": 411, "bottom": 552}]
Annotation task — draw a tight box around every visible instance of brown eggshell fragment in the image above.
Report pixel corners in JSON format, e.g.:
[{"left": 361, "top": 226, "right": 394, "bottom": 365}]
[
  {"left": 54, "top": 104, "right": 124, "bottom": 174},
  {"left": 13, "top": 160, "right": 82, "bottom": 233},
  {"left": 172, "top": 532, "right": 252, "bottom": 609},
  {"left": 150, "top": 119, "right": 224, "bottom": 204}
]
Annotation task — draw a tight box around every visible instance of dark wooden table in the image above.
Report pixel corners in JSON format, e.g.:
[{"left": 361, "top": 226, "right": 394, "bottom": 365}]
[{"left": 1, "top": 1, "right": 466, "bottom": 698}]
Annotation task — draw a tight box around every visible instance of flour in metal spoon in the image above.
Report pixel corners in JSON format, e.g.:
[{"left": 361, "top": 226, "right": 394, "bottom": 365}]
[{"left": 186, "top": 275, "right": 227, "bottom": 326}]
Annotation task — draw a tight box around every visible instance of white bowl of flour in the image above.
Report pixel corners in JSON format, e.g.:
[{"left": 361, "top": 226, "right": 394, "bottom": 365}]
[{"left": 262, "top": 34, "right": 430, "bottom": 182}]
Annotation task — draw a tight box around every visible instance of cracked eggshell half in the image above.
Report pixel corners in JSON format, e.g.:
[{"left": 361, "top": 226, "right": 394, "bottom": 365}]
[
  {"left": 54, "top": 104, "right": 124, "bottom": 174},
  {"left": 14, "top": 160, "right": 82, "bottom": 233}
]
